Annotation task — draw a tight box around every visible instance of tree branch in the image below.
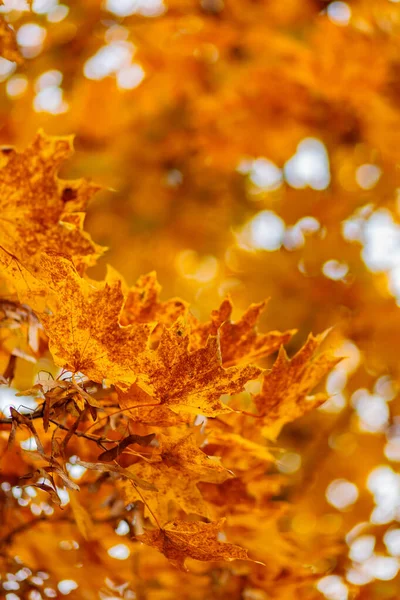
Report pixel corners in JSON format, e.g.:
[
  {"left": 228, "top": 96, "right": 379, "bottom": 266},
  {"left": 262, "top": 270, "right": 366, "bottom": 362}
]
[
  {"left": 0, "top": 408, "right": 121, "bottom": 446},
  {"left": 0, "top": 407, "right": 44, "bottom": 425}
]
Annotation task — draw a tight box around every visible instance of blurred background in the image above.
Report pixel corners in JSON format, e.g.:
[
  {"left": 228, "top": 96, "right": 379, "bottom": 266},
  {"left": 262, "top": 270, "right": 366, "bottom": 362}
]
[{"left": 2, "top": 0, "right": 400, "bottom": 598}]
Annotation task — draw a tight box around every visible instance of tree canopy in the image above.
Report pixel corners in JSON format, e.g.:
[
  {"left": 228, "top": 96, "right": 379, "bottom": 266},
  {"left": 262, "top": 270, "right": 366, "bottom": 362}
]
[{"left": 1, "top": 1, "right": 400, "bottom": 599}]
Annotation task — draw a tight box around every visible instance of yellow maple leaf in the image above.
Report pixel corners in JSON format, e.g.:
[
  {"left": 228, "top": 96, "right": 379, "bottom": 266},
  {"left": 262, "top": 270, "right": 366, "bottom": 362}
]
[
  {"left": 69, "top": 490, "right": 93, "bottom": 541},
  {"left": 205, "top": 431, "right": 274, "bottom": 463},
  {"left": 254, "top": 332, "right": 341, "bottom": 440},
  {"left": 139, "top": 518, "right": 249, "bottom": 570},
  {"left": 133, "top": 319, "right": 262, "bottom": 416},
  {"left": 0, "top": 17, "right": 22, "bottom": 64},
  {"left": 118, "top": 385, "right": 192, "bottom": 426},
  {"left": 158, "top": 431, "right": 232, "bottom": 483},
  {"left": 0, "top": 131, "right": 103, "bottom": 292},
  {"left": 121, "top": 271, "right": 188, "bottom": 327},
  {"left": 36, "top": 255, "right": 151, "bottom": 389},
  {"left": 121, "top": 460, "right": 212, "bottom": 525},
  {"left": 189, "top": 298, "right": 295, "bottom": 367},
  {"left": 28, "top": 255, "right": 260, "bottom": 410}
]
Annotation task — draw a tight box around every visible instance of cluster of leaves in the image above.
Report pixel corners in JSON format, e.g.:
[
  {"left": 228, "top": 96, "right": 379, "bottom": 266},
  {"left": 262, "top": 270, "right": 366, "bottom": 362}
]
[
  {"left": 1, "top": 1, "right": 400, "bottom": 599},
  {"left": 0, "top": 132, "right": 338, "bottom": 596}
]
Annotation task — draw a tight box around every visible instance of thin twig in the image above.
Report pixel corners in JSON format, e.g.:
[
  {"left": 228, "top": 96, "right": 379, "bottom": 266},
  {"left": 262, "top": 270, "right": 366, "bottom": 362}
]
[
  {"left": 0, "top": 407, "right": 44, "bottom": 425},
  {"left": 48, "top": 418, "right": 118, "bottom": 445},
  {"left": 0, "top": 408, "right": 119, "bottom": 446}
]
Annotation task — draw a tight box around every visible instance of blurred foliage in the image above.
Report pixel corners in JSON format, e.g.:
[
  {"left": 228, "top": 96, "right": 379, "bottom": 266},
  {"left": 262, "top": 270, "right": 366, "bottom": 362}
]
[{"left": 1, "top": 0, "right": 400, "bottom": 599}]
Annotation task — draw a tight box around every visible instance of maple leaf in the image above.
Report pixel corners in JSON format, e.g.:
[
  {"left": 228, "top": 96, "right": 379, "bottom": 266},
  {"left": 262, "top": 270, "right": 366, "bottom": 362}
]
[
  {"left": 133, "top": 319, "right": 262, "bottom": 416},
  {"left": 205, "top": 431, "right": 274, "bottom": 463},
  {"left": 28, "top": 255, "right": 260, "bottom": 410},
  {"left": 118, "top": 385, "right": 193, "bottom": 426},
  {"left": 139, "top": 519, "right": 248, "bottom": 570},
  {"left": 254, "top": 332, "right": 341, "bottom": 440},
  {"left": 0, "top": 131, "right": 103, "bottom": 291},
  {"left": 69, "top": 490, "right": 93, "bottom": 541},
  {"left": 121, "top": 460, "right": 212, "bottom": 525},
  {"left": 199, "top": 478, "right": 255, "bottom": 511},
  {"left": 77, "top": 460, "right": 157, "bottom": 491},
  {"left": 35, "top": 255, "right": 151, "bottom": 389},
  {"left": 158, "top": 431, "right": 232, "bottom": 483},
  {"left": 121, "top": 271, "right": 187, "bottom": 327},
  {"left": 0, "top": 17, "right": 22, "bottom": 64},
  {"left": 189, "top": 299, "right": 295, "bottom": 367}
]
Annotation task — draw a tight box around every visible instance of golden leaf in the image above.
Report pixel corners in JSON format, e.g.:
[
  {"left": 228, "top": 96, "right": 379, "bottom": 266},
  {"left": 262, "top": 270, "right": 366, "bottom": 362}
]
[
  {"left": 189, "top": 299, "right": 295, "bottom": 367},
  {"left": 29, "top": 255, "right": 260, "bottom": 414},
  {"left": 0, "top": 17, "right": 22, "bottom": 64},
  {"left": 139, "top": 518, "right": 248, "bottom": 570},
  {"left": 35, "top": 256, "right": 151, "bottom": 389},
  {"left": 254, "top": 332, "right": 341, "bottom": 439},
  {"left": 121, "top": 460, "right": 212, "bottom": 525},
  {"left": 77, "top": 460, "right": 157, "bottom": 491},
  {"left": 121, "top": 271, "right": 187, "bottom": 327},
  {"left": 97, "top": 433, "right": 155, "bottom": 461},
  {"left": 118, "top": 385, "right": 192, "bottom": 426},
  {"left": 69, "top": 490, "right": 93, "bottom": 541},
  {"left": 133, "top": 319, "right": 262, "bottom": 416},
  {"left": 205, "top": 431, "right": 274, "bottom": 463},
  {"left": 158, "top": 431, "right": 232, "bottom": 483},
  {"left": 0, "top": 131, "right": 103, "bottom": 291}
]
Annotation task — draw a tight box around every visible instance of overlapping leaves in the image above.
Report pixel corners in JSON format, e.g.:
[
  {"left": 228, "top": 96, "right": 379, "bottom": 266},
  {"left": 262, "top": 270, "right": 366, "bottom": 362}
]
[{"left": 0, "top": 134, "right": 338, "bottom": 589}]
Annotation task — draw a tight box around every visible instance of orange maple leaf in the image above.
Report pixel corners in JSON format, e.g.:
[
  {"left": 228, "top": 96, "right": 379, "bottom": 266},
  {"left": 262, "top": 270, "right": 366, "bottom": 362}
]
[
  {"left": 0, "top": 17, "right": 22, "bottom": 64},
  {"left": 133, "top": 319, "right": 262, "bottom": 416},
  {"left": 0, "top": 132, "right": 103, "bottom": 296},
  {"left": 139, "top": 518, "right": 249, "bottom": 570},
  {"left": 254, "top": 332, "right": 341, "bottom": 439},
  {"left": 189, "top": 298, "right": 295, "bottom": 367}
]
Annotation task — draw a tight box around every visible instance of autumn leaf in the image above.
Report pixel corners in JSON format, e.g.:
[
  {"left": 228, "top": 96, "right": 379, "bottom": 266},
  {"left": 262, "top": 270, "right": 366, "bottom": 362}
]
[
  {"left": 34, "top": 255, "right": 152, "bottom": 389},
  {"left": 25, "top": 255, "right": 260, "bottom": 410},
  {"left": 69, "top": 490, "right": 93, "bottom": 540},
  {"left": 0, "top": 17, "right": 22, "bottom": 64},
  {"left": 121, "top": 459, "right": 213, "bottom": 525},
  {"left": 27, "top": 482, "right": 62, "bottom": 506},
  {"left": 118, "top": 385, "right": 193, "bottom": 426},
  {"left": 189, "top": 299, "right": 295, "bottom": 367},
  {"left": 158, "top": 431, "right": 232, "bottom": 483},
  {"left": 77, "top": 460, "right": 157, "bottom": 491},
  {"left": 121, "top": 271, "right": 187, "bottom": 328},
  {"left": 133, "top": 319, "right": 262, "bottom": 416},
  {"left": 205, "top": 431, "right": 274, "bottom": 463},
  {"left": 139, "top": 518, "right": 249, "bottom": 570},
  {"left": 8, "top": 407, "right": 45, "bottom": 455},
  {"left": 254, "top": 332, "right": 341, "bottom": 439},
  {"left": 0, "top": 131, "right": 103, "bottom": 293}
]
